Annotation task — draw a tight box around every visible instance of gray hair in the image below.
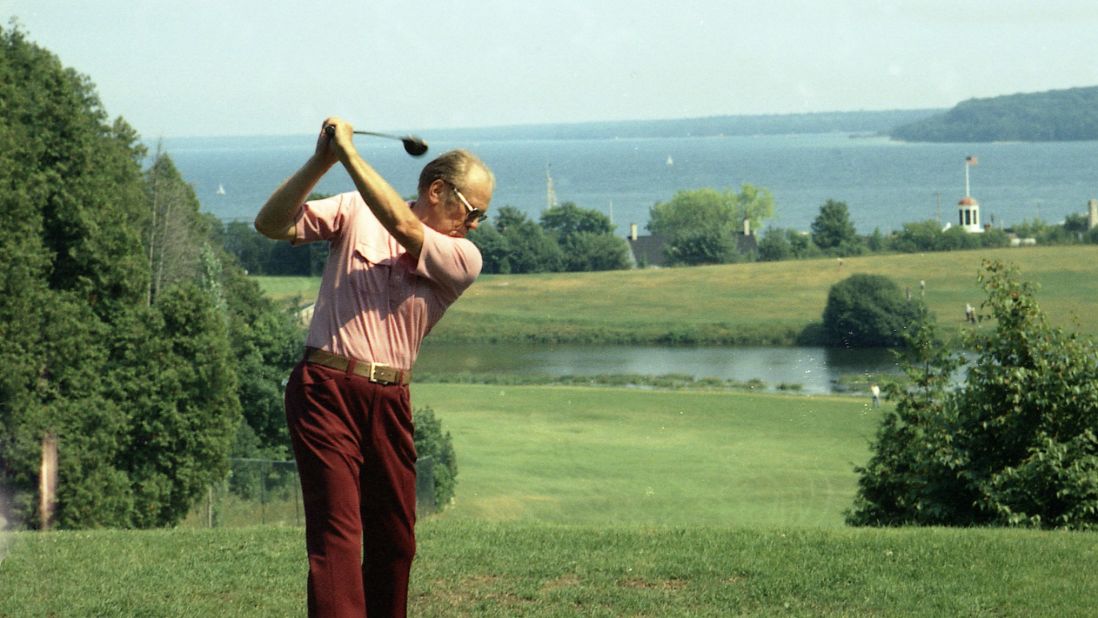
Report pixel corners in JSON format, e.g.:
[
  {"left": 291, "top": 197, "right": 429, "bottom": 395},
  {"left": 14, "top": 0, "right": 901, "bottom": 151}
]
[{"left": 417, "top": 149, "right": 494, "bottom": 194}]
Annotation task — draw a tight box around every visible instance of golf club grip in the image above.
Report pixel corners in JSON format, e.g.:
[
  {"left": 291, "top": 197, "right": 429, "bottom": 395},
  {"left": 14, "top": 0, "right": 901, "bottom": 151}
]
[{"left": 324, "top": 126, "right": 378, "bottom": 137}]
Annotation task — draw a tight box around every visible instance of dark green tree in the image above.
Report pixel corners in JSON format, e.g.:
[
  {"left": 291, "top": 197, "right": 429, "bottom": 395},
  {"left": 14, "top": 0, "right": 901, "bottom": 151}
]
[
  {"left": 560, "top": 232, "right": 631, "bottom": 271},
  {"left": 866, "top": 228, "right": 887, "bottom": 252},
  {"left": 221, "top": 270, "right": 303, "bottom": 458},
  {"left": 466, "top": 222, "right": 513, "bottom": 274},
  {"left": 822, "top": 274, "right": 925, "bottom": 348},
  {"left": 472, "top": 206, "right": 562, "bottom": 273},
  {"left": 810, "top": 199, "right": 861, "bottom": 255},
  {"left": 848, "top": 261, "right": 1098, "bottom": 530},
  {"left": 889, "top": 220, "right": 943, "bottom": 252},
  {"left": 648, "top": 185, "right": 774, "bottom": 266},
  {"left": 0, "top": 24, "right": 154, "bottom": 526},
  {"left": 757, "top": 227, "right": 793, "bottom": 261},
  {"left": 956, "top": 261, "right": 1098, "bottom": 528},
  {"left": 846, "top": 315, "right": 971, "bottom": 526},
  {"left": 540, "top": 202, "right": 613, "bottom": 238},
  {"left": 540, "top": 202, "right": 630, "bottom": 271},
  {"left": 663, "top": 226, "right": 738, "bottom": 266},
  {"left": 0, "top": 25, "right": 249, "bottom": 528},
  {"left": 111, "top": 283, "right": 240, "bottom": 527},
  {"left": 648, "top": 188, "right": 739, "bottom": 265}
]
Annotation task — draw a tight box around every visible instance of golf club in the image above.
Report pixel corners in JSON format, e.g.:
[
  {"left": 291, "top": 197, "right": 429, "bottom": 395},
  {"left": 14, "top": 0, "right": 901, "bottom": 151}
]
[{"left": 324, "top": 125, "right": 429, "bottom": 157}]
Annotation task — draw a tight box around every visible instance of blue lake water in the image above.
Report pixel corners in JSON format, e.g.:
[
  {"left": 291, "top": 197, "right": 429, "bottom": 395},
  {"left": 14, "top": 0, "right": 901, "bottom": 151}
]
[
  {"left": 415, "top": 342, "right": 903, "bottom": 395},
  {"left": 162, "top": 132, "right": 1098, "bottom": 237}
]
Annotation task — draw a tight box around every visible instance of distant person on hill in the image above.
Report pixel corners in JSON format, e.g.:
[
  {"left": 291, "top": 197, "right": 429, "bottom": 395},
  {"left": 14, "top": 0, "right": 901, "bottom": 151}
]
[
  {"left": 870, "top": 383, "right": 881, "bottom": 408},
  {"left": 255, "top": 117, "right": 493, "bottom": 617}
]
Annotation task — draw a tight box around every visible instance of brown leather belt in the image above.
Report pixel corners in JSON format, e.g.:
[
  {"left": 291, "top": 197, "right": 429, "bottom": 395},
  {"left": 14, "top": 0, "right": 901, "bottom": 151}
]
[{"left": 305, "top": 347, "right": 412, "bottom": 385}]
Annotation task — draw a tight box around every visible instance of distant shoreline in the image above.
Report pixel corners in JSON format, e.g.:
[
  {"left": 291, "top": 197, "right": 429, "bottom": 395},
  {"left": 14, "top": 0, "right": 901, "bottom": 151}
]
[{"left": 154, "top": 109, "right": 942, "bottom": 143}]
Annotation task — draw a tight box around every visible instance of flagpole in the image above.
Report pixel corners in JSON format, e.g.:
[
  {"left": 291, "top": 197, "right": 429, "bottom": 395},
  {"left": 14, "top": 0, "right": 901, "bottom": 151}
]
[
  {"left": 964, "top": 155, "right": 977, "bottom": 198},
  {"left": 964, "top": 160, "right": 970, "bottom": 198}
]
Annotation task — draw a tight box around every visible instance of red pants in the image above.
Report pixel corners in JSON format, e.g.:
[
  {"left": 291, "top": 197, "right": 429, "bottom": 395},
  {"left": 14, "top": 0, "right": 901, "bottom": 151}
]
[{"left": 285, "top": 360, "right": 417, "bottom": 617}]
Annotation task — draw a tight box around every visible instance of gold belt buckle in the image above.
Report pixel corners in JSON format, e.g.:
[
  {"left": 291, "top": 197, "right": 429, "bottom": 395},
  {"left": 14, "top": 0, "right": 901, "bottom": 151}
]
[{"left": 367, "top": 362, "right": 395, "bottom": 385}]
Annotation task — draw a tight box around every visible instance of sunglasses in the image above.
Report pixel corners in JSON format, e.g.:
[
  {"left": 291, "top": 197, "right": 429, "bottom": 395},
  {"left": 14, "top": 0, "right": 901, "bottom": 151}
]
[{"left": 450, "top": 185, "right": 488, "bottom": 225}]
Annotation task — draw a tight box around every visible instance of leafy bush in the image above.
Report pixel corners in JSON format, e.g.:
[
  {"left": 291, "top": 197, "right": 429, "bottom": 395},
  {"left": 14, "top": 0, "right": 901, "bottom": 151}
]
[
  {"left": 888, "top": 220, "right": 1010, "bottom": 253},
  {"left": 848, "top": 260, "right": 1098, "bottom": 530},
  {"left": 413, "top": 407, "right": 458, "bottom": 511},
  {"left": 822, "top": 274, "right": 925, "bottom": 348}
]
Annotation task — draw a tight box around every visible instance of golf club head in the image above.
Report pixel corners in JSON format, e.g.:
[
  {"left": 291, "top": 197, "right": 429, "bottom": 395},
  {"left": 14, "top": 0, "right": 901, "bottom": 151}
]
[
  {"left": 401, "top": 137, "right": 429, "bottom": 157},
  {"left": 324, "top": 125, "right": 429, "bottom": 157}
]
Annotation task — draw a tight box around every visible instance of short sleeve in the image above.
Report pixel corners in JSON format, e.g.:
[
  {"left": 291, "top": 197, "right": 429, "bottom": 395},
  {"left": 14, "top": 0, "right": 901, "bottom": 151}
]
[
  {"left": 293, "top": 193, "right": 351, "bottom": 245},
  {"left": 416, "top": 226, "right": 483, "bottom": 303}
]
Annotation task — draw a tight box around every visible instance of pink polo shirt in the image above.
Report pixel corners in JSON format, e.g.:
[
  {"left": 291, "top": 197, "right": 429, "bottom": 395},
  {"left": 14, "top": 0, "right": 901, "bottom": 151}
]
[{"left": 292, "top": 191, "right": 482, "bottom": 370}]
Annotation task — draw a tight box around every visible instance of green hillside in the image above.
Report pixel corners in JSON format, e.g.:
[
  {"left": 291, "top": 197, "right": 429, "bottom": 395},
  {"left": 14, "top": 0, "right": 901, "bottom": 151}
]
[
  {"left": 258, "top": 246, "right": 1098, "bottom": 345},
  {"left": 891, "top": 85, "right": 1098, "bottom": 142}
]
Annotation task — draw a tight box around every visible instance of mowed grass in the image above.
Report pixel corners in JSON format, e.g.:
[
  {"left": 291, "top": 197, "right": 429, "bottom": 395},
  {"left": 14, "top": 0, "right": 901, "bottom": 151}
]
[
  {"left": 3, "top": 385, "right": 1097, "bottom": 616},
  {"left": 3, "top": 518, "right": 1096, "bottom": 616},
  {"left": 256, "top": 245, "right": 1098, "bottom": 344},
  {"left": 410, "top": 384, "right": 878, "bottom": 528}
]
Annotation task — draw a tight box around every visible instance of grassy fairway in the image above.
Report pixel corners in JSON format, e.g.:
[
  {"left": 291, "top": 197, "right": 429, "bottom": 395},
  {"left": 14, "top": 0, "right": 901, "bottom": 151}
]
[
  {"left": 3, "top": 385, "right": 1096, "bottom": 616},
  {"left": 409, "top": 384, "right": 879, "bottom": 527},
  {"left": 3, "top": 523, "right": 1095, "bottom": 616},
  {"left": 256, "top": 245, "right": 1098, "bottom": 344}
]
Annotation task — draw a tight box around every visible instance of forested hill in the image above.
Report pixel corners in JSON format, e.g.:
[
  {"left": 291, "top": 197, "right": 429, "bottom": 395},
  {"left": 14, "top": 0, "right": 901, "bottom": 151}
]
[
  {"left": 890, "top": 86, "right": 1098, "bottom": 142},
  {"left": 425, "top": 109, "right": 941, "bottom": 141}
]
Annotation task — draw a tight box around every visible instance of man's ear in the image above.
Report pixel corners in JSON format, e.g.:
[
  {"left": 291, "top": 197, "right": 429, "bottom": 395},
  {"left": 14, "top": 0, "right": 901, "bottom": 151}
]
[{"left": 427, "top": 178, "right": 448, "bottom": 206}]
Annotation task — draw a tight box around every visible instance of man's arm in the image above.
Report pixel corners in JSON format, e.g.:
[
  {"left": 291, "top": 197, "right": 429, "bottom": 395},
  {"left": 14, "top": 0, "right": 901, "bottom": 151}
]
[
  {"left": 254, "top": 123, "right": 338, "bottom": 240},
  {"left": 255, "top": 118, "right": 426, "bottom": 257},
  {"left": 327, "top": 119, "right": 425, "bottom": 258},
  {"left": 254, "top": 157, "right": 333, "bottom": 240}
]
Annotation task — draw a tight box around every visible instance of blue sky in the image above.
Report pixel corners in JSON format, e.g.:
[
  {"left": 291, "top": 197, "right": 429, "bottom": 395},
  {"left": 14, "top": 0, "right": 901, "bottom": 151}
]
[{"left": 5, "top": 0, "right": 1098, "bottom": 138}]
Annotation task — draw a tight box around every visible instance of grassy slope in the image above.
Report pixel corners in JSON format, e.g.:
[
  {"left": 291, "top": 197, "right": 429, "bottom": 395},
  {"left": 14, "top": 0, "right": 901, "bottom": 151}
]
[
  {"left": 3, "top": 523, "right": 1094, "bottom": 616},
  {"left": 410, "top": 384, "right": 877, "bottom": 528},
  {"left": 2, "top": 385, "right": 1096, "bottom": 616},
  {"left": 257, "top": 246, "right": 1098, "bottom": 344}
]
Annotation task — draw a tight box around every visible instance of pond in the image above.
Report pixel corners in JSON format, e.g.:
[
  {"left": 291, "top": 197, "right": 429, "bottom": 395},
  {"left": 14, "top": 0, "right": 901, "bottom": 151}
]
[{"left": 416, "top": 342, "right": 904, "bottom": 395}]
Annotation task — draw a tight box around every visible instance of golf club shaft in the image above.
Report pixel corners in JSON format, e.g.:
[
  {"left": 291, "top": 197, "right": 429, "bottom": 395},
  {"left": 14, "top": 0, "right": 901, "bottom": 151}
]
[
  {"left": 323, "top": 125, "right": 428, "bottom": 157},
  {"left": 323, "top": 126, "right": 404, "bottom": 142},
  {"left": 352, "top": 130, "right": 405, "bottom": 140}
]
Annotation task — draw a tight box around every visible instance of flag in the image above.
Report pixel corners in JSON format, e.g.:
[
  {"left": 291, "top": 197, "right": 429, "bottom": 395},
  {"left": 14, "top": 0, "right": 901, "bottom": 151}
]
[{"left": 965, "top": 155, "right": 978, "bottom": 165}]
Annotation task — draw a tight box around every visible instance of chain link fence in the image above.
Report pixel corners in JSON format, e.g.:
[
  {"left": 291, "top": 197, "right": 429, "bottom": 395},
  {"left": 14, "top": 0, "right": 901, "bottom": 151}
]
[{"left": 185, "top": 457, "right": 436, "bottom": 528}]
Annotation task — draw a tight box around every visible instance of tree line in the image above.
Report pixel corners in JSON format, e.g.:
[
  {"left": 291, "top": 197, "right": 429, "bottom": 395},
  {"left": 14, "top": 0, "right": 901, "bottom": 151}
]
[
  {"left": 891, "top": 85, "right": 1098, "bottom": 142},
  {"left": 659, "top": 193, "right": 1097, "bottom": 266},
  {"left": 220, "top": 201, "right": 635, "bottom": 276},
  {"left": 220, "top": 181, "right": 1098, "bottom": 276},
  {"left": 0, "top": 25, "right": 302, "bottom": 528}
]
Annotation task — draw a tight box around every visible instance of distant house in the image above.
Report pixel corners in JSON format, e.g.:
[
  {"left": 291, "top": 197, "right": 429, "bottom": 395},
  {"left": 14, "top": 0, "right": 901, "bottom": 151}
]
[
  {"left": 625, "top": 223, "right": 758, "bottom": 268},
  {"left": 625, "top": 225, "right": 669, "bottom": 267}
]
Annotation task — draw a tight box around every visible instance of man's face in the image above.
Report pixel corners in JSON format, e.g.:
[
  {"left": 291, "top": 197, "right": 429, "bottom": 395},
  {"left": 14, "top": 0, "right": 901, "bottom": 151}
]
[{"left": 436, "top": 167, "right": 493, "bottom": 238}]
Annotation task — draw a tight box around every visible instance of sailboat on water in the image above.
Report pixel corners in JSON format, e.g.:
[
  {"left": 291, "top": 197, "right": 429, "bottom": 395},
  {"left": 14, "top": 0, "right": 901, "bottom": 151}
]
[{"left": 216, "top": 183, "right": 226, "bottom": 196}]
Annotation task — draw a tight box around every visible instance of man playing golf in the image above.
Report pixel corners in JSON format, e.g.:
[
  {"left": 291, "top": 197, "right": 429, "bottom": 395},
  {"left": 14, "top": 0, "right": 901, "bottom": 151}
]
[{"left": 255, "top": 117, "right": 493, "bottom": 617}]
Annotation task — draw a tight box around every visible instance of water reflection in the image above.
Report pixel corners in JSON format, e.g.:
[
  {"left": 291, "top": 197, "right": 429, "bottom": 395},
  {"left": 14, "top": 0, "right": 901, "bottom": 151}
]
[{"left": 416, "top": 343, "right": 902, "bottom": 395}]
